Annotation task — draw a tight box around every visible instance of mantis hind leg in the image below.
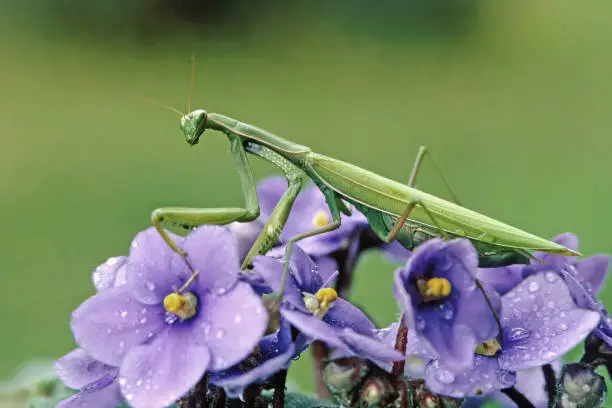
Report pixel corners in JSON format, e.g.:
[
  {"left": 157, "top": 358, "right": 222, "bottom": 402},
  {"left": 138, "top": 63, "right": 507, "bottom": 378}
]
[{"left": 408, "top": 145, "right": 461, "bottom": 205}]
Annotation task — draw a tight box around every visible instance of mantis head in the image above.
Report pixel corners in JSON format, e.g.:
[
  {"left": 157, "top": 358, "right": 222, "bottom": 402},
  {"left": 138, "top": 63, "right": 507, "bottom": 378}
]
[{"left": 180, "top": 109, "right": 208, "bottom": 146}]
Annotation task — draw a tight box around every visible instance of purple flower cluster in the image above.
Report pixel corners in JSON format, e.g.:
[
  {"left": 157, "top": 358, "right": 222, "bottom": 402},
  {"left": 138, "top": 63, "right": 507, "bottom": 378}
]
[
  {"left": 54, "top": 176, "right": 612, "bottom": 408},
  {"left": 386, "top": 233, "right": 610, "bottom": 404}
]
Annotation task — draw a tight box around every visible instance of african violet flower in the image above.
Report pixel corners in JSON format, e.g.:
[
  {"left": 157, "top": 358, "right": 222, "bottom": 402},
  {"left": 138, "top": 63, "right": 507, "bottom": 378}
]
[
  {"left": 55, "top": 348, "right": 122, "bottom": 408},
  {"left": 477, "top": 232, "right": 612, "bottom": 346},
  {"left": 424, "top": 272, "right": 600, "bottom": 398},
  {"left": 71, "top": 226, "right": 268, "bottom": 408},
  {"left": 393, "top": 238, "right": 501, "bottom": 371},
  {"left": 56, "top": 254, "right": 130, "bottom": 407},
  {"left": 209, "top": 319, "right": 295, "bottom": 397},
  {"left": 251, "top": 244, "right": 403, "bottom": 363},
  {"left": 477, "top": 233, "right": 609, "bottom": 298}
]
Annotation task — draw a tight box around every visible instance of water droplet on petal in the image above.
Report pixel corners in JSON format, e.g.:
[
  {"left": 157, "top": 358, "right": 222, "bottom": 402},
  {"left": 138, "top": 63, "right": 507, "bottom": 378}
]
[
  {"left": 545, "top": 272, "right": 558, "bottom": 282},
  {"left": 145, "top": 281, "right": 156, "bottom": 291},
  {"left": 126, "top": 393, "right": 134, "bottom": 401},
  {"left": 508, "top": 327, "right": 531, "bottom": 342},
  {"left": 215, "top": 328, "right": 226, "bottom": 339},
  {"left": 435, "top": 370, "right": 455, "bottom": 384},
  {"left": 528, "top": 281, "right": 540, "bottom": 293},
  {"left": 140, "top": 317, "right": 147, "bottom": 324},
  {"left": 119, "top": 377, "right": 127, "bottom": 386},
  {"left": 120, "top": 311, "right": 128, "bottom": 318},
  {"left": 136, "top": 379, "right": 143, "bottom": 386},
  {"left": 235, "top": 314, "right": 242, "bottom": 323}
]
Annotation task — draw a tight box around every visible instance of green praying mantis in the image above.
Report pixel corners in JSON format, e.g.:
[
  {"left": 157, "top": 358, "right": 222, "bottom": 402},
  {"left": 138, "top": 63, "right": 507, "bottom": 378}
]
[{"left": 147, "top": 100, "right": 578, "bottom": 301}]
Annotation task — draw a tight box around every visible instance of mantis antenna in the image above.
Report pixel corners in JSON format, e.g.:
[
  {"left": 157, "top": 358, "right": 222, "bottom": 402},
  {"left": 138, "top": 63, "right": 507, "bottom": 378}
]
[
  {"left": 139, "top": 96, "right": 184, "bottom": 116},
  {"left": 187, "top": 55, "right": 196, "bottom": 113}
]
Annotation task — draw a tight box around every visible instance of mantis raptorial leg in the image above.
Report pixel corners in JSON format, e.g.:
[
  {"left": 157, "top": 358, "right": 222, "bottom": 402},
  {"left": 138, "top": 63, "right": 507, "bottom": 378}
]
[{"left": 151, "top": 135, "right": 260, "bottom": 271}]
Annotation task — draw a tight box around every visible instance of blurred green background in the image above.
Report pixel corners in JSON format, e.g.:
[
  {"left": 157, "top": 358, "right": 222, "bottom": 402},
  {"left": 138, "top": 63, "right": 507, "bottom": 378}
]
[{"left": 1, "top": 0, "right": 611, "bottom": 401}]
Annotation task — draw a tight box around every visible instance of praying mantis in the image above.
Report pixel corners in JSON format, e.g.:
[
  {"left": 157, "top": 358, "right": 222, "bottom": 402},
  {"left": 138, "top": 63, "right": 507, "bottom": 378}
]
[{"left": 148, "top": 104, "right": 578, "bottom": 299}]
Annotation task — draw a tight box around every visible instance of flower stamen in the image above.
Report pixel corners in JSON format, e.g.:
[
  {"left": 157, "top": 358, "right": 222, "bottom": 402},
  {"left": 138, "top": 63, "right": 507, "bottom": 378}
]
[
  {"left": 163, "top": 292, "right": 198, "bottom": 320},
  {"left": 312, "top": 210, "right": 330, "bottom": 227},
  {"left": 304, "top": 287, "right": 338, "bottom": 318},
  {"left": 417, "top": 277, "right": 452, "bottom": 302},
  {"left": 475, "top": 339, "right": 502, "bottom": 357}
]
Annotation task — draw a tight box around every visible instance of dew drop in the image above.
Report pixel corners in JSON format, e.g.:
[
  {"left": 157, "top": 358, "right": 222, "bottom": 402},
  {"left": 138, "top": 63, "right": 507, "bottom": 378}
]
[
  {"left": 438, "top": 303, "right": 454, "bottom": 320},
  {"left": 125, "top": 393, "right": 134, "bottom": 401},
  {"left": 136, "top": 379, "right": 143, "bottom": 386},
  {"left": 119, "top": 377, "right": 127, "bottom": 386},
  {"left": 145, "top": 281, "right": 156, "bottom": 291},
  {"left": 140, "top": 317, "right": 147, "bottom": 324},
  {"left": 435, "top": 370, "right": 455, "bottom": 385},
  {"left": 120, "top": 311, "right": 128, "bottom": 318},
  {"left": 528, "top": 281, "right": 541, "bottom": 293},
  {"left": 217, "top": 287, "right": 227, "bottom": 295},
  {"left": 558, "top": 323, "right": 568, "bottom": 331},
  {"left": 508, "top": 327, "right": 531, "bottom": 342},
  {"left": 545, "top": 272, "right": 558, "bottom": 282},
  {"left": 215, "top": 328, "right": 226, "bottom": 339},
  {"left": 235, "top": 314, "right": 242, "bottom": 323},
  {"left": 131, "top": 240, "right": 138, "bottom": 248}
]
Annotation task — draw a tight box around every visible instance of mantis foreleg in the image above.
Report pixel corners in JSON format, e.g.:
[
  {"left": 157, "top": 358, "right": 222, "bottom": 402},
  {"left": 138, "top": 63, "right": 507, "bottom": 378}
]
[{"left": 151, "top": 135, "right": 259, "bottom": 261}]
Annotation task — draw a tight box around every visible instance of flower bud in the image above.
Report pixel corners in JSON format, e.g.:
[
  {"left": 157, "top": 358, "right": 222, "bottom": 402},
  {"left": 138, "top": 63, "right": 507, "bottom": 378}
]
[{"left": 557, "top": 363, "right": 607, "bottom": 408}]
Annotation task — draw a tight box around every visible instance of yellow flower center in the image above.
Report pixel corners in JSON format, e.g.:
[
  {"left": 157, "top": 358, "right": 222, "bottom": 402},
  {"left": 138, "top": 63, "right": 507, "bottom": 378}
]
[
  {"left": 304, "top": 287, "right": 339, "bottom": 318},
  {"left": 417, "top": 277, "right": 452, "bottom": 302},
  {"left": 475, "top": 339, "right": 502, "bottom": 356},
  {"left": 163, "top": 292, "right": 198, "bottom": 320},
  {"left": 312, "top": 210, "right": 330, "bottom": 228}
]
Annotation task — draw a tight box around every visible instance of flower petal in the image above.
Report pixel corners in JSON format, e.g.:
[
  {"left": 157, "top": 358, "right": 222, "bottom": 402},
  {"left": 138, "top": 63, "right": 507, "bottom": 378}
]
[
  {"left": 251, "top": 255, "right": 307, "bottom": 312},
  {"left": 57, "top": 380, "right": 122, "bottom": 408},
  {"left": 210, "top": 322, "right": 295, "bottom": 397},
  {"left": 183, "top": 226, "right": 240, "bottom": 293},
  {"left": 421, "top": 320, "right": 476, "bottom": 372},
  {"left": 92, "top": 256, "right": 128, "bottom": 292},
  {"left": 200, "top": 282, "right": 268, "bottom": 371},
  {"left": 453, "top": 281, "right": 501, "bottom": 343},
  {"left": 323, "top": 298, "right": 375, "bottom": 335},
  {"left": 339, "top": 328, "right": 404, "bottom": 363},
  {"left": 55, "top": 348, "right": 117, "bottom": 390},
  {"left": 281, "top": 308, "right": 345, "bottom": 348},
  {"left": 499, "top": 272, "right": 600, "bottom": 371},
  {"left": 118, "top": 326, "right": 210, "bottom": 408},
  {"left": 425, "top": 357, "right": 516, "bottom": 398},
  {"left": 576, "top": 255, "right": 610, "bottom": 295},
  {"left": 476, "top": 264, "right": 523, "bottom": 296},
  {"left": 71, "top": 286, "right": 166, "bottom": 366},
  {"left": 126, "top": 227, "right": 188, "bottom": 304},
  {"left": 226, "top": 221, "right": 264, "bottom": 262}
]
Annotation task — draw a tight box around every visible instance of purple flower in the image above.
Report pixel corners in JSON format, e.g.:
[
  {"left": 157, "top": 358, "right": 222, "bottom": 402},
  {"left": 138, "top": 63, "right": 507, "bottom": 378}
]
[
  {"left": 252, "top": 244, "right": 403, "bottom": 363},
  {"left": 209, "top": 319, "right": 295, "bottom": 397},
  {"left": 478, "top": 233, "right": 611, "bottom": 346},
  {"left": 55, "top": 348, "right": 122, "bottom": 408},
  {"left": 71, "top": 226, "right": 268, "bottom": 408},
  {"left": 477, "top": 233, "right": 610, "bottom": 298},
  {"left": 424, "top": 272, "right": 599, "bottom": 397},
  {"left": 257, "top": 176, "right": 368, "bottom": 256},
  {"left": 393, "top": 238, "right": 501, "bottom": 371}
]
